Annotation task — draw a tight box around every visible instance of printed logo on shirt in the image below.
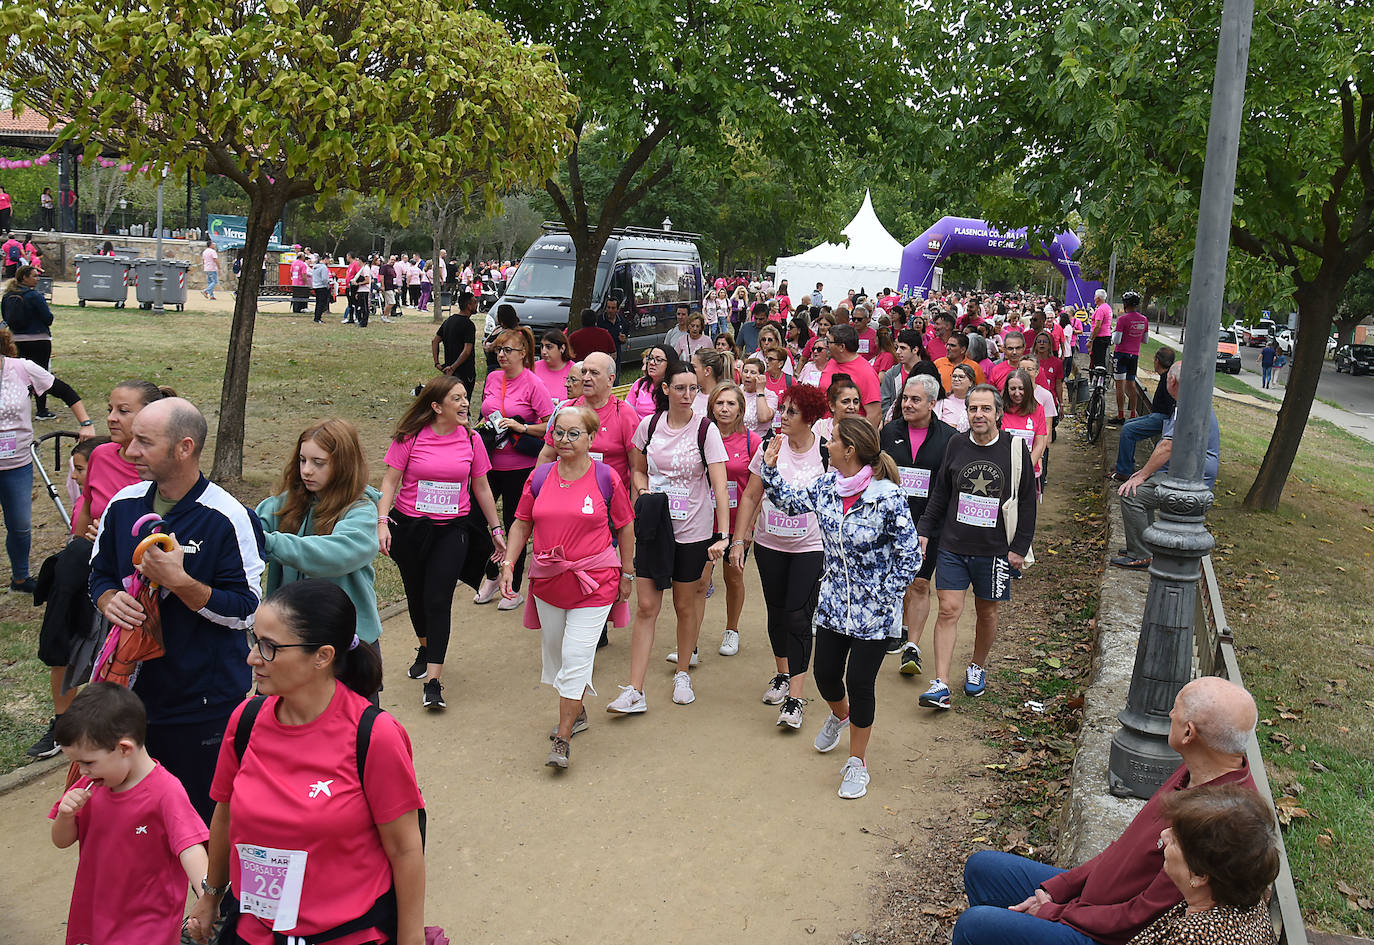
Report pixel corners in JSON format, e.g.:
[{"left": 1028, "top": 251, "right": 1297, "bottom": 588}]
[
  {"left": 308, "top": 779, "right": 334, "bottom": 799},
  {"left": 135, "top": 825, "right": 149, "bottom": 834},
  {"left": 958, "top": 461, "right": 1003, "bottom": 498},
  {"left": 182, "top": 540, "right": 202, "bottom": 555},
  {"left": 581, "top": 495, "right": 595, "bottom": 515}
]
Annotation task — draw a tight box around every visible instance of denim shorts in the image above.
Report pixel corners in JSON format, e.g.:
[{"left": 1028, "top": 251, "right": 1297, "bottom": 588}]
[{"left": 935, "top": 548, "right": 1012, "bottom": 602}]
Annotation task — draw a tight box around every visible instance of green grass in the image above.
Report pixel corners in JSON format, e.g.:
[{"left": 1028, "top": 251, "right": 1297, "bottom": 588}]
[
  {"left": 1213, "top": 371, "right": 1280, "bottom": 402},
  {"left": 1207, "top": 396, "right": 1374, "bottom": 935},
  {"left": 0, "top": 620, "right": 49, "bottom": 772}
]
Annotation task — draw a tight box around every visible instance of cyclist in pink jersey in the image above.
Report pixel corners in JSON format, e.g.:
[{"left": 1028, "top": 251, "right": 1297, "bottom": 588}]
[{"left": 1109, "top": 292, "right": 1150, "bottom": 424}]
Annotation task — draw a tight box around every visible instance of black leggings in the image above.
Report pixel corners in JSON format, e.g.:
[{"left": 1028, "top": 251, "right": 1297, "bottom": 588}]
[
  {"left": 484, "top": 465, "right": 533, "bottom": 589},
  {"left": 388, "top": 511, "right": 469, "bottom": 664},
  {"left": 15, "top": 339, "right": 52, "bottom": 412},
  {"left": 753, "top": 545, "right": 822, "bottom": 678},
  {"left": 813, "top": 626, "right": 888, "bottom": 728}
]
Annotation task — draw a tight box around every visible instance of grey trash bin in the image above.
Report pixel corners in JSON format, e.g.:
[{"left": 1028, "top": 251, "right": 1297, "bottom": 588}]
[
  {"left": 132, "top": 258, "right": 192, "bottom": 311},
  {"left": 74, "top": 254, "right": 132, "bottom": 308}
]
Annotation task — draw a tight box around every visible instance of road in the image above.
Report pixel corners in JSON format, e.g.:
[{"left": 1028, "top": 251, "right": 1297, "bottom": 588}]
[{"left": 1158, "top": 324, "right": 1374, "bottom": 421}]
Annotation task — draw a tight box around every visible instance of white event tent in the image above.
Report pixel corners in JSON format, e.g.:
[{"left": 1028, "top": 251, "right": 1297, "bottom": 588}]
[{"left": 774, "top": 190, "right": 904, "bottom": 298}]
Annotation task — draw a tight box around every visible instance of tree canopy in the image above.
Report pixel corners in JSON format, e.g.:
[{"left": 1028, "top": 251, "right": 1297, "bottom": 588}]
[
  {"left": 909, "top": 0, "right": 1374, "bottom": 510},
  {"left": 2, "top": 0, "right": 575, "bottom": 477}
]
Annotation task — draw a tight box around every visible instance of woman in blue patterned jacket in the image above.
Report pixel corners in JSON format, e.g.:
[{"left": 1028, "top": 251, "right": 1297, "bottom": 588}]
[{"left": 760, "top": 416, "right": 922, "bottom": 799}]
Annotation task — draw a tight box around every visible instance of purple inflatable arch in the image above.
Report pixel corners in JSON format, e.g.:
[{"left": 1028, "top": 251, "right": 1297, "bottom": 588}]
[{"left": 897, "top": 216, "right": 1102, "bottom": 308}]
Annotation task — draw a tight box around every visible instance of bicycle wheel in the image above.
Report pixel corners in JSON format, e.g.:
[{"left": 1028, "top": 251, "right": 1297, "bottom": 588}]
[{"left": 1086, "top": 389, "right": 1105, "bottom": 443}]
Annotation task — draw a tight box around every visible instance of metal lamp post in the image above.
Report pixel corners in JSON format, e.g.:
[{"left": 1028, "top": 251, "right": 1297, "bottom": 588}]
[
  {"left": 1107, "top": 0, "right": 1255, "bottom": 798},
  {"left": 152, "top": 165, "right": 167, "bottom": 315}
]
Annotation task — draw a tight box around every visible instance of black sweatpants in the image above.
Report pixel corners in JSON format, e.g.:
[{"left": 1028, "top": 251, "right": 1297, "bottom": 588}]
[
  {"left": 388, "top": 511, "right": 469, "bottom": 664},
  {"left": 145, "top": 712, "right": 233, "bottom": 825},
  {"left": 291, "top": 284, "right": 309, "bottom": 313},
  {"left": 313, "top": 286, "right": 331, "bottom": 321},
  {"left": 15, "top": 339, "right": 52, "bottom": 412},
  {"left": 483, "top": 466, "right": 533, "bottom": 590},
  {"left": 813, "top": 626, "right": 888, "bottom": 728},
  {"left": 753, "top": 545, "right": 822, "bottom": 678}
]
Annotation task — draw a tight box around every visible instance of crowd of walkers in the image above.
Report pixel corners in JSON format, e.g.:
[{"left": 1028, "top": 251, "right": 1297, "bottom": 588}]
[{"left": 4, "top": 270, "right": 1257, "bottom": 945}]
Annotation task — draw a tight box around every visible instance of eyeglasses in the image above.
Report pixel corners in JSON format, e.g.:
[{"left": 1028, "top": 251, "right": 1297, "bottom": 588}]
[
  {"left": 246, "top": 629, "right": 313, "bottom": 662},
  {"left": 670, "top": 384, "right": 701, "bottom": 394},
  {"left": 645, "top": 355, "right": 667, "bottom": 364},
  {"left": 551, "top": 428, "right": 586, "bottom": 441},
  {"left": 495, "top": 346, "right": 523, "bottom": 356}
]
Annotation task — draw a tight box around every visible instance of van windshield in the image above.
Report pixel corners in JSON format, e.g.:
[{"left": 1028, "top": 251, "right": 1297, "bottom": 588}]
[{"left": 506, "top": 258, "right": 576, "bottom": 300}]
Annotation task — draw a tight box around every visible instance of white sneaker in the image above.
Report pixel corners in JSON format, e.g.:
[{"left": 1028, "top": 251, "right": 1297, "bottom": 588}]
[
  {"left": 813, "top": 711, "right": 850, "bottom": 753},
  {"left": 838, "top": 756, "right": 870, "bottom": 799},
  {"left": 719, "top": 630, "right": 739, "bottom": 656},
  {"left": 497, "top": 592, "right": 524, "bottom": 612},
  {"left": 606, "top": 685, "right": 646, "bottom": 714},
  {"left": 777, "top": 696, "right": 804, "bottom": 729},
  {"left": 473, "top": 577, "right": 500, "bottom": 605},
  {"left": 665, "top": 648, "right": 699, "bottom": 666},
  {"left": 762, "top": 673, "right": 790, "bottom": 705},
  {"left": 672, "top": 671, "right": 695, "bottom": 705}
]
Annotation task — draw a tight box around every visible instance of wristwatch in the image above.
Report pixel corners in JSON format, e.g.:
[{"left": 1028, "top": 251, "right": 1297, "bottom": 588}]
[
  {"left": 79, "top": 419, "right": 94, "bottom": 427},
  {"left": 201, "top": 876, "right": 230, "bottom": 897}
]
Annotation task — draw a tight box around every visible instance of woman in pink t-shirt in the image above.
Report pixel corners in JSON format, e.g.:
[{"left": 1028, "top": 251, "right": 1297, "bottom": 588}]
[
  {"left": 378, "top": 377, "right": 504, "bottom": 709},
  {"left": 707, "top": 383, "right": 762, "bottom": 660},
  {"left": 730, "top": 383, "right": 829, "bottom": 728},
  {"left": 474, "top": 327, "right": 554, "bottom": 610},
  {"left": 534, "top": 329, "right": 574, "bottom": 405},
  {"left": 189, "top": 580, "right": 425, "bottom": 945},
  {"left": 739, "top": 357, "right": 778, "bottom": 434},
  {"left": 626, "top": 345, "right": 673, "bottom": 419},
  {"left": 606, "top": 364, "right": 730, "bottom": 714},
  {"left": 1001, "top": 368, "right": 1048, "bottom": 478},
  {"left": 500, "top": 405, "right": 635, "bottom": 768}
]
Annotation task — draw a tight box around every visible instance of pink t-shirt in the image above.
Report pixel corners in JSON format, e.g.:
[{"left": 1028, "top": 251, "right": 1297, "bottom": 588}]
[
  {"left": 514, "top": 462, "right": 633, "bottom": 609},
  {"left": 718, "top": 429, "right": 761, "bottom": 532},
  {"left": 1092, "top": 302, "right": 1114, "bottom": 337},
  {"left": 743, "top": 387, "right": 779, "bottom": 435},
  {"left": 49, "top": 764, "right": 207, "bottom": 945},
  {"left": 674, "top": 333, "right": 711, "bottom": 360},
  {"left": 83, "top": 441, "right": 141, "bottom": 525},
  {"left": 1033, "top": 383, "right": 1058, "bottom": 421},
  {"left": 0, "top": 357, "right": 53, "bottom": 472},
  {"left": 763, "top": 372, "right": 790, "bottom": 400},
  {"left": 201, "top": 247, "right": 218, "bottom": 273},
  {"left": 855, "top": 327, "right": 879, "bottom": 360},
  {"left": 384, "top": 425, "right": 491, "bottom": 520},
  {"left": 632, "top": 414, "right": 729, "bottom": 543},
  {"left": 819, "top": 356, "right": 881, "bottom": 412},
  {"left": 625, "top": 379, "right": 658, "bottom": 418},
  {"left": 533, "top": 360, "right": 573, "bottom": 404},
  {"left": 985, "top": 360, "right": 1017, "bottom": 392},
  {"left": 1002, "top": 406, "right": 1048, "bottom": 474},
  {"left": 210, "top": 685, "right": 424, "bottom": 945},
  {"left": 481, "top": 368, "right": 554, "bottom": 471},
  {"left": 872, "top": 351, "right": 895, "bottom": 374},
  {"left": 1115, "top": 310, "right": 1150, "bottom": 355},
  {"left": 908, "top": 424, "right": 929, "bottom": 457},
  {"left": 543, "top": 396, "right": 640, "bottom": 488},
  {"left": 290, "top": 258, "right": 309, "bottom": 287},
  {"left": 924, "top": 332, "right": 949, "bottom": 362},
  {"left": 748, "top": 434, "right": 824, "bottom": 554}
]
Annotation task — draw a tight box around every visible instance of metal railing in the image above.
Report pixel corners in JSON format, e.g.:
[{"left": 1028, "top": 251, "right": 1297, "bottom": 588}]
[{"left": 1195, "top": 554, "right": 1307, "bottom": 945}]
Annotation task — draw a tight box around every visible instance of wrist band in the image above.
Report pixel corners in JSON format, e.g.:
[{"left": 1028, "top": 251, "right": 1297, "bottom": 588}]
[
  {"left": 376, "top": 517, "right": 389, "bottom": 524},
  {"left": 79, "top": 419, "right": 94, "bottom": 427}
]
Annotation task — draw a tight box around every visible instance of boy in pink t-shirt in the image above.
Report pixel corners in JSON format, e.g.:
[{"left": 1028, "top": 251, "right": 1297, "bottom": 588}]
[{"left": 50, "top": 683, "right": 208, "bottom": 945}]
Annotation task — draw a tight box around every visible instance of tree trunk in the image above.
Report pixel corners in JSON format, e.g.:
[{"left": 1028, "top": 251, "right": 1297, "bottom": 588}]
[
  {"left": 1334, "top": 315, "right": 1362, "bottom": 346},
  {"left": 432, "top": 221, "right": 445, "bottom": 324},
  {"left": 569, "top": 240, "right": 602, "bottom": 317},
  {"left": 210, "top": 196, "right": 283, "bottom": 482},
  {"left": 1242, "top": 286, "right": 1337, "bottom": 511}
]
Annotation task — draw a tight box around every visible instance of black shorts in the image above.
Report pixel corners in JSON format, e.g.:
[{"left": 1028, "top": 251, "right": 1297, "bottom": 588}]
[
  {"left": 914, "top": 535, "right": 940, "bottom": 582},
  {"left": 1112, "top": 352, "right": 1139, "bottom": 381},
  {"left": 935, "top": 549, "right": 1012, "bottom": 602},
  {"left": 634, "top": 536, "right": 714, "bottom": 589},
  {"left": 36, "top": 539, "right": 98, "bottom": 667},
  {"left": 1090, "top": 336, "right": 1111, "bottom": 371}
]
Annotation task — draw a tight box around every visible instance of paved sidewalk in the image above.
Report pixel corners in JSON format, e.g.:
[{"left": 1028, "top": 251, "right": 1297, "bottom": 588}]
[{"left": 1151, "top": 330, "right": 1374, "bottom": 445}]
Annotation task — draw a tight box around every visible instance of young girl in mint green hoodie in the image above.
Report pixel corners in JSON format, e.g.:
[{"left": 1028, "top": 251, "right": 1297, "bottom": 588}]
[{"left": 256, "top": 419, "right": 383, "bottom": 649}]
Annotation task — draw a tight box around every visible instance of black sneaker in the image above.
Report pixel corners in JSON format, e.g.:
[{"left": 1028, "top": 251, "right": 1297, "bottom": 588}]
[
  {"left": 26, "top": 717, "right": 60, "bottom": 759},
  {"left": 1107, "top": 416, "right": 1126, "bottom": 426},
  {"left": 885, "top": 634, "right": 906, "bottom": 655},
  {"left": 9, "top": 577, "right": 36, "bottom": 594},
  {"left": 422, "top": 678, "right": 445, "bottom": 709},
  {"left": 407, "top": 646, "right": 428, "bottom": 679},
  {"left": 34, "top": 411, "right": 57, "bottom": 421}
]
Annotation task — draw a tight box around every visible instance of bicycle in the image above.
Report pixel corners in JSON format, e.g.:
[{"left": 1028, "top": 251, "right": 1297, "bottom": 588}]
[{"left": 1084, "top": 365, "right": 1111, "bottom": 444}]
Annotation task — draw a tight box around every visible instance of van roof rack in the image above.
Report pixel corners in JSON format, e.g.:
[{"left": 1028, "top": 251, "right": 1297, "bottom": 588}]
[{"left": 540, "top": 221, "right": 703, "bottom": 242}]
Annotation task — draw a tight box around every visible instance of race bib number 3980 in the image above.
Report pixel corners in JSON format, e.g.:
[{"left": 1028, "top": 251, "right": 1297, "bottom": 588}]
[{"left": 955, "top": 492, "right": 999, "bottom": 528}]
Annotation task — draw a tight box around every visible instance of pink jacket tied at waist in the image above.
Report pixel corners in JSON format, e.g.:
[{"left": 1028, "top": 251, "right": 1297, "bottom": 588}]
[{"left": 522, "top": 544, "right": 629, "bottom": 629}]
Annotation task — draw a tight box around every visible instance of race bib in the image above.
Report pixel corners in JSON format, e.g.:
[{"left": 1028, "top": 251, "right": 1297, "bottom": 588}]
[
  {"left": 858, "top": 339, "right": 870, "bottom": 354},
  {"left": 414, "top": 479, "right": 465, "bottom": 515},
  {"left": 956, "top": 492, "right": 999, "bottom": 528},
  {"left": 664, "top": 484, "right": 690, "bottom": 521},
  {"left": 898, "top": 466, "right": 931, "bottom": 498},
  {"left": 0, "top": 433, "right": 16, "bottom": 458},
  {"left": 1007, "top": 427, "right": 1035, "bottom": 441},
  {"left": 589, "top": 451, "right": 604, "bottom": 463},
  {"left": 236, "top": 844, "right": 308, "bottom": 931},
  {"left": 762, "top": 504, "right": 808, "bottom": 538},
  {"left": 716, "top": 480, "right": 739, "bottom": 509}
]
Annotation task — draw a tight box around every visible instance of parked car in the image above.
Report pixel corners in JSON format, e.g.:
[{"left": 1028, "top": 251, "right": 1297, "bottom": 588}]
[
  {"left": 1275, "top": 328, "right": 1294, "bottom": 354},
  {"left": 1327, "top": 333, "right": 1339, "bottom": 356},
  {"left": 1243, "top": 318, "right": 1277, "bottom": 346},
  {"left": 1216, "top": 329, "right": 1243, "bottom": 375},
  {"left": 1333, "top": 344, "right": 1374, "bottom": 375},
  {"left": 487, "top": 223, "right": 704, "bottom": 366}
]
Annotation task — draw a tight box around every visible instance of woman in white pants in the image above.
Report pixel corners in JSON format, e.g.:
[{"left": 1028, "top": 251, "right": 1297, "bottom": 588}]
[{"left": 500, "top": 405, "right": 636, "bottom": 769}]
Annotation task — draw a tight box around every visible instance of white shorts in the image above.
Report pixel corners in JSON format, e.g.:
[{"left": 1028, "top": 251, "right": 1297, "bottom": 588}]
[{"left": 535, "top": 597, "right": 614, "bottom": 700}]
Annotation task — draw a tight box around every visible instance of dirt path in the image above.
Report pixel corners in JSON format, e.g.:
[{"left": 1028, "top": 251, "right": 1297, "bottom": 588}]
[{"left": 0, "top": 562, "right": 992, "bottom": 945}]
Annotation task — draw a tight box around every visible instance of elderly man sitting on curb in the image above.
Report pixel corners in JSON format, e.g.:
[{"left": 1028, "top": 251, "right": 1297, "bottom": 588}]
[
  {"left": 951, "top": 676, "right": 1258, "bottom": 945},
  {"left": 1110, "top": 362, "right": 1220, "bottom": 570}
]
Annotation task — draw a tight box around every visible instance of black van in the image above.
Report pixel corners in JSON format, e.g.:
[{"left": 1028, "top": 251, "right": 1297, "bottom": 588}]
[{"left": 487, "top": 223, "right": 705, "bottom": 365}]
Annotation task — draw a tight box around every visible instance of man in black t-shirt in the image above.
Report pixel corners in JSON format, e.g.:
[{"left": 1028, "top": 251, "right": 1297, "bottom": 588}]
[
  {"left": 433, "top": 291, "right": 478, "bottom": 391},
  {"left": 1110, "top": 347, "right": 1176, "bottom": 481}
]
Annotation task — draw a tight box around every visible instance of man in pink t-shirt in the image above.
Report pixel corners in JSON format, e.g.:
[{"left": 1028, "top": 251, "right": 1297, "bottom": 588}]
[
  {"left": 1109, "top": 291, "right": 1150, "bottom": 423},
  {"left": 819, "top": 324, "right": 882, "bottom": 427},
  {"left": 537, "top": 352, "right": 639, "bottom": 489},
  {"left": 1090, "top": 289, "right": 1113, "bottom": 371},
  {"left": 853, "top": 306, "right": 880, "bottom": 362}
]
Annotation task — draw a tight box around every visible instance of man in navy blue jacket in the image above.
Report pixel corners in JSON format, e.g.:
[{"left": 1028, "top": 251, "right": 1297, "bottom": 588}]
[{"left": 90, "top": 397, "right": 265, "bottom": 822}]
